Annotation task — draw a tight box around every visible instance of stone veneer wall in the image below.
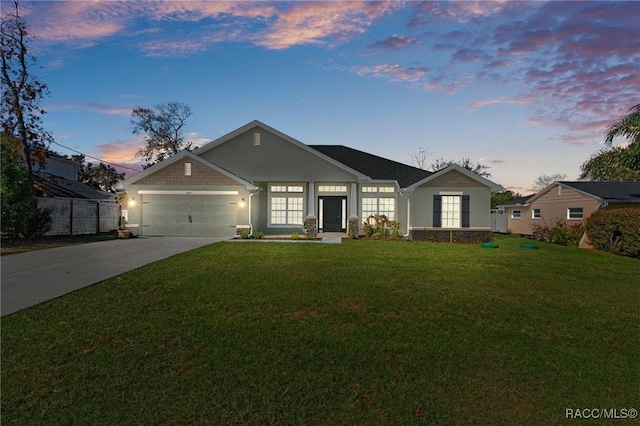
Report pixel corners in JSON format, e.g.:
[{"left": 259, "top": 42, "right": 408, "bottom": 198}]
[
  {"left": 410, "top": 229, "right": 492, "bottom": 243},
  {"left": 305, "top": 216, "right": 317, "bottom": 237},
  {"left": 348, "top": 216, "right": 359, "bottom": 236}
]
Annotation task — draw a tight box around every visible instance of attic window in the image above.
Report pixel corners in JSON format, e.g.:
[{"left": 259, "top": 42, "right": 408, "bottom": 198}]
[
  {"left": 185, "top": 162, "right": 192, "bottom": 176},
  {"left": 254, "top": 132, "right": 261, "bottom": 146}
]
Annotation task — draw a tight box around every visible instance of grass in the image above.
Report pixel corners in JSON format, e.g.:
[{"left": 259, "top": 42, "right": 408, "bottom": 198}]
[
  {"left": 2, "top": 236, "right": 639, "bottom": 424},
  {"left": 1, "top": 232, "right": 117, "bottom": 256}
]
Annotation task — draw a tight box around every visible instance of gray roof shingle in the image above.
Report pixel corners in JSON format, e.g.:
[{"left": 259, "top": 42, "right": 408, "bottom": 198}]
[
  {"left": 560, "top": 181, "right": 640, "bottom": 203},
  {"left": 309, "top": 145, "right": 432, "bottom": 187}
]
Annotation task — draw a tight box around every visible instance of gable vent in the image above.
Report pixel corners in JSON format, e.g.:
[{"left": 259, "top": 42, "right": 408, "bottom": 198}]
[{"left": 253, "top": 132, "right": 261, "bottom": 146}]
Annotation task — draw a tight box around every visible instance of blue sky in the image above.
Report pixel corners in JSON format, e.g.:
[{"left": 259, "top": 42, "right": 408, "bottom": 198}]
[{"left": 14, "top": 0, "right": 640, "bottom": 193}]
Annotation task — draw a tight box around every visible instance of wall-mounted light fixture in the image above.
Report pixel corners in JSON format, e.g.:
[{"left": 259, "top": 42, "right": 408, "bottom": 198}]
[
  {"left": 239, "top": 197, "right": 246, "bottom": 208},
  {"left": 129, "top": 197, "right": 136, "bottom": 207}
]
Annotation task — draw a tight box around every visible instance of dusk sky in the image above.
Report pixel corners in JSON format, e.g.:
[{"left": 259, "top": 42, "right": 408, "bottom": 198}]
[{"left": 14, "top": 0, "right": 640, "bottom": 193}]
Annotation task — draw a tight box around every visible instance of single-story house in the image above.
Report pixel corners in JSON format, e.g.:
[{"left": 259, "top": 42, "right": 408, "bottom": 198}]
[
  {"left": 121, "top": 120, "right": 504, "bottom": 241},
  {"left": 498, "top": 181, "right": 640, "bottom": 235}
]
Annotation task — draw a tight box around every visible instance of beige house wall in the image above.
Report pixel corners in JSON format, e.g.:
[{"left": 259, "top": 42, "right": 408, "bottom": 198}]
[
  {"left": 505, "top": 185, "right": 603, "bottom": 235},
  {"left": 532, "top": 186, "right": 601, "bottom": 228},
  {"left": 505, "top": 205, "right": 532, "bottom": 234}
]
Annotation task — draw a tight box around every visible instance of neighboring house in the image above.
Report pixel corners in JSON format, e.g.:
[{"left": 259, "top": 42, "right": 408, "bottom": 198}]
[
  {"left": 33, "top": 153, "right": 80, "bottom": 182},
  {"left": 498, "top": 181, "right": 640, "bottom": 235},
  {"left": 33, "top": 152, "right": 119, "bottom": 235},
  {"left": 121, "top": 120, "right": 503, "bottom": 240}
]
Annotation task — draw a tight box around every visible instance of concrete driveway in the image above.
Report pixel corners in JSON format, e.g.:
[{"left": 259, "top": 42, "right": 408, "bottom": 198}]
[{"left": 1, "top": 237, "right": 226, "bottom": 317}]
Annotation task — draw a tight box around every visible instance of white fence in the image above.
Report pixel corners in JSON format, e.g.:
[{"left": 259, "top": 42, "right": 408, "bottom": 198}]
[
  {"left": 490, "top": 209, "right": 508, "bottom": 233},
  {"left": 38, "top": 198, "right": 120, "bottom": 236}
]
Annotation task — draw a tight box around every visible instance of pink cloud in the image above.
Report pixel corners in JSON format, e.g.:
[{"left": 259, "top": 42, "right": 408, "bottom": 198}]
[
  {"left": 422, "top": 0, "right": 640, "bottom": 140},
  {"left": 352, "top": 64, "right": 429, "bottom": 84},
  {"left": 255, "top": 1, "right": 397, "bottom": 50},
  {"left": 48, "top": 102, "right": 132, "bottom": 117},
  {"left": 95, "top": 136, "right": 146, "bottom": 167},
  {"left": 467, "top": 96, "right": 535, "bottom": 110},
  {"left": 409, "top": 0, "right": 522, "bottom": 26},
  {"left": 367, "top": 35, "right": 420, "bottom": 50}
]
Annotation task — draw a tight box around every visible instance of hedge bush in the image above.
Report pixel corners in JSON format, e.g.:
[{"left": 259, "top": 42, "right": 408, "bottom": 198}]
[
  {"left": 532, "top": 220, "right": 585, "bottom": 246},
  {"left": 585, "top": 208, "right": 640, "bottom": 258}
]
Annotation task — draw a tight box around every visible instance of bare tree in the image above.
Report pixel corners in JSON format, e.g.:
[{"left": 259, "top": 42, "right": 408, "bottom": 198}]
[
  {"left": 533, "top": 173, "right": 567, "bottom": 192},
  {"left": 409, "top": 147, "right": 431, "bottom": 170},
  {"left": 131, "top": 101, "right": 192, "bottom": 168},
  {"left": 1, "top": 0, "right": 52, "bottom": 175},
  {"left": 429, "top": 157, "right": 491, "bottom": 178}
]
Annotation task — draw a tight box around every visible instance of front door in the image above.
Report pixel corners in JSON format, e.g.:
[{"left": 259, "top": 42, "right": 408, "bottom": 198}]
[{"left": 319, "top": 196, "right": 346, "bottom": 232}]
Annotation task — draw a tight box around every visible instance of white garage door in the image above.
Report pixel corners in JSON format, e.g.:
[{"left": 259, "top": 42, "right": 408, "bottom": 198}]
[{"left": 141, "top": 192, "right": 238, "bottom": 236}]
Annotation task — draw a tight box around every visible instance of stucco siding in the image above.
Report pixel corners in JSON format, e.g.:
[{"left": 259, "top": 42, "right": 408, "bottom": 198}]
[
  {"left": 409, "top": 186, "right": 491, "bottom": 228},
  {"left": 199, "top": 127, "right": 359, "bottom": 182}
]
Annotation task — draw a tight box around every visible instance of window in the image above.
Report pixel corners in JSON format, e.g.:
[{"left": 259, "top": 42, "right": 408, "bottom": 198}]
[
  {"left": 318, "top": 185, "right": 347, "bottom": 192},
  {"left": 567, "top": 207, "right": 583, "bottom": 220},
  {"left": 532, "top": 209, "right": 541, "bottom": 219},
  {"left": 270, "top": 185, "right": 304, "bottom": 225},
  {"left": 271, "top": 197, "right": 303, "bottom": 225},
  {"left": 362, "top": 186, "right": 394, "bottom": 193},
  {"left": 362, "top": 197, "right": 395, "bottom": 221},
  {"left": 271, "top": 185, "right": 303, "bottom": 193},
  {"left": 434, "top": 194, "right": 469, "bottom": 228},
  {"left": 441, "top": 195, "right": 461, "bottom": 228},
  {"left": 184, "top": 162, "right": 192, "bottom": 176},
  {"left": 511, "top": 210, "right": 521, "bottom": 219}
]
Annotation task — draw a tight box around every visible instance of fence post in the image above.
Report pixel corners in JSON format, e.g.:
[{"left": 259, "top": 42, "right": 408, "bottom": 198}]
[
  {"left": 70, "top": 199, "right": 74, "bottom": 235},
  {"left": 96, "top": 201, "right": 100, "bottom": 233}
]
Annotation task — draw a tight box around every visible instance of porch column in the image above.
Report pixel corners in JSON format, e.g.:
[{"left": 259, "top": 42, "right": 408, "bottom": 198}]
[
  {"left": 348, "top": 183, "right": 360, "bottom": 236},
  {"left": 349, "top": 183, "right": 357, "bottom": 216},
  {"left": 307, "top": 182, "right": 315, "bottom": 216},
  {"left": 305, "top": 182, "right": 317, "bottom": 236}
]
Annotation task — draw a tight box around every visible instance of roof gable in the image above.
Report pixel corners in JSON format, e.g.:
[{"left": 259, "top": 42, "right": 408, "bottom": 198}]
[
  {"left": 309, "top": 145, "right": 432, "bottom": 188},
  {"left": 122, "top": 151, "right": 257, "bottom": 189},
  {"left": 194, "top": 120, "right": 367, "bottom": 180},
  {"left": 559, "top": 181, "right": 640, "bottom": 203},
  {"left": 527, "top": 181, "right": 640, "bottom": 204},
  {"left": 406, "top": 164, "right": 504, "bottom": 191}
]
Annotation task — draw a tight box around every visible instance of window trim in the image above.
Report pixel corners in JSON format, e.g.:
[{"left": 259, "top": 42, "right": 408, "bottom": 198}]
[
  {"left": 567, "top": 207, "right": 583, "bottom": 220},
  {"left": 268, "top": 184, "right": 305, "bottom": 227},
  {"left": 511, "top": 210, "right": 522, "bottom": 219},
  {"left": 361, "top": 196, "right": 395, "bottom": 222},
  {"left": 441, "top": 195, "right": 461, "bottom": 228},
  {"left": 532, "top": 209, "right": 541, "bottom": 219}
]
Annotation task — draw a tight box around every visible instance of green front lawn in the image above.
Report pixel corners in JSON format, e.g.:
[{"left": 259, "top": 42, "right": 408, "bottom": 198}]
[{"left": 2, "top": 237, "right": 638, "bottom": 424}]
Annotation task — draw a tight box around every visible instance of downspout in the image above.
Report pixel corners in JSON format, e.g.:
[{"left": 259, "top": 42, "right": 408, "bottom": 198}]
[
  {"left": 249, "top": 191, "right": 255, "bottom": 236},
  {"left": 399, "top": 190, "right": 410, "bottom": 238},
  {"left": 248, "top": 188, "right": 261, "bottom": 236}
]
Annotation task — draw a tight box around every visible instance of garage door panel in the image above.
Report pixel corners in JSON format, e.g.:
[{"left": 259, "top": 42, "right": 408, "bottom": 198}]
[{"left": 142, "top": 193, "right": 238, "bottom": 236}]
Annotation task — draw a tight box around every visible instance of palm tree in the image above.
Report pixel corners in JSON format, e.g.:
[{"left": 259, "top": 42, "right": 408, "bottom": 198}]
[{"left": 605, "top": 103, "right": 640, "bottom": 146}]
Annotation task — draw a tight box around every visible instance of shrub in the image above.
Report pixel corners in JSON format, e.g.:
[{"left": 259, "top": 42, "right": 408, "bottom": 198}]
[
  {"left": 291, "top": 233, "right": 299, "bottom": 240},
  {"left": 586, "top": 208, "right": 640, "bottom": 258},
  {"left": 1, "top": 143, "right": 52, "bottom": 239},
  {"left": 239, "top": 231, "right": 250, "bottom": 239},
  {"left": 253, "top": 231, "right": 264, "bottom": 239},
  {"left": 362, "top": 215, "right": 403, "bottom": 240},
  {"left": 347, "top": 227, "right": 358, "bottom": 239},
  {"left": 532, "top": 220, "right": 585, "bottom": 246},
  {"left": 361, "top": 222, "right": 375, "bottom": 238}
]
